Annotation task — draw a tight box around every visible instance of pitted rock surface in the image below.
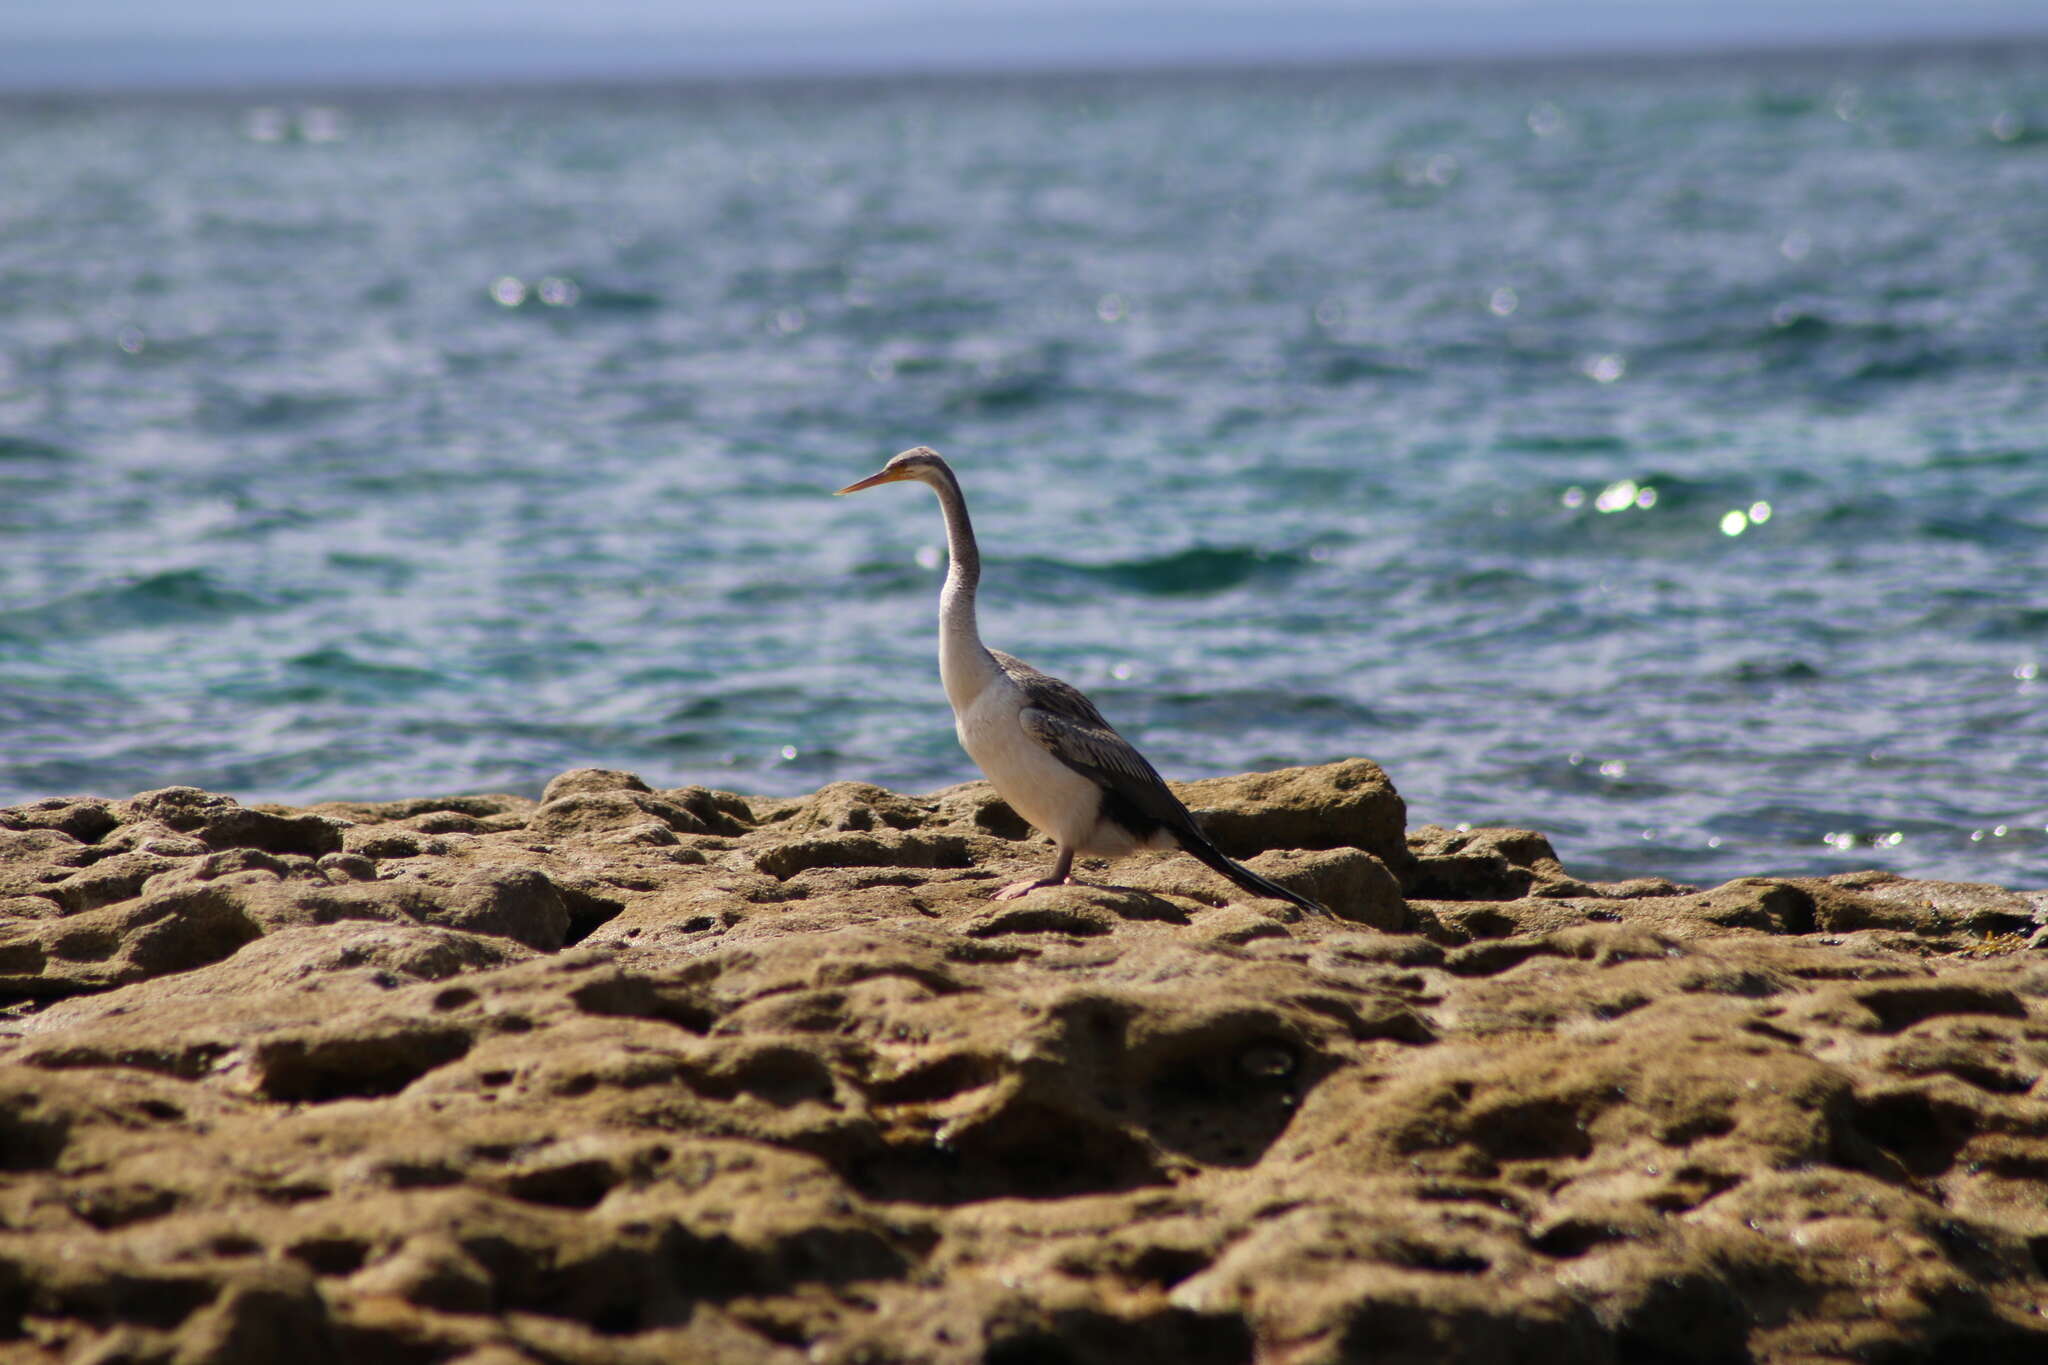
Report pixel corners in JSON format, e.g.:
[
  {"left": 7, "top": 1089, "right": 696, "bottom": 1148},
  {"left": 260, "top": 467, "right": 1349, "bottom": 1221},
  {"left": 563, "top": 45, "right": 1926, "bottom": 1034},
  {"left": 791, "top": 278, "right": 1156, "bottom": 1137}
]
[{"left": 2, "top": 760, "right": 2046, "bottom": 1363}]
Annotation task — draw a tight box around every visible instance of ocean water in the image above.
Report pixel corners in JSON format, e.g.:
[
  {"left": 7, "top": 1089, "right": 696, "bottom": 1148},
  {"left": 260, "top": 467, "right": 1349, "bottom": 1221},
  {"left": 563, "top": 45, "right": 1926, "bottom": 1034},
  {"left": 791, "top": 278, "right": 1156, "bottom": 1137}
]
[{"left": 3, "top": 46, "right": 2046, "bottom": 887}]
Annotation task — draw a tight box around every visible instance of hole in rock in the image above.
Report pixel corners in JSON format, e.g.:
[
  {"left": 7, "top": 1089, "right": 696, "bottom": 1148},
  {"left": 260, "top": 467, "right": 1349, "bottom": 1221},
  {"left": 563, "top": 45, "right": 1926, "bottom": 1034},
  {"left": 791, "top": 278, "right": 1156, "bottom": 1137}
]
[
  {"left": 503, "top": 1160, "right": 619, "bottom": 1210},
  {"left": 589, "top": 1301, "right": 641, "bottom": 1336},
  {"left": 1532, "top": 1219, "right": 1621, "bottom": 1259},
  {"left": 0, "top": 1110, "right": 70, "bottom": 1172},
  {"left": 500, "top": 1241, "right": 712, "bottom": 1337},
  {"left": 254, "top": 1028, "right": 473, "bottom": 1103},
  {"left": 71, "top": 1271, "right": 219, "bottom": 1330},
  {"left": 869, "top": 1053, "right": 998, "bottom": 1106},
  {"left": 1396, "top": 1242, "right": 1490, "bottom": 1274},
  {"left": 1126, "top": 1246, "right": 1209, "bottom": 1287},
  {"left": 684, "top": 1045, "right": 837, "bottom": 1108},
  {"left": 560, "top": 885, "right": 627, "bottom": 946},
  {"left": 1659, "top": 1112, "right": 1737, "bottom": 1144},
  {"left": 1849, "top": 1089, "right": 1977, "bottom": 1178},
  {"left": 1856, "top": 983, "right": 2026, "bottom": 1034},
  {"left": 966, "top": 906, "right": 1111, "bottom": 938},
  {"left": 841, "top": 1103, "right": 1166, "bottom": 1206},
  {"left": 1935, "top": 1060, "right": 2035, "bottom": 1096},
  {"left": 1739, "top": 1019, "right": 1805, "bottom": 1046},
  {"left": 986, "top": 1308, "right": 1254, "bottom": 1365},
  {"left": 570, "top": 975, "right": 715, "bottom": 1032},
  {"left": 71, "top": 1185, "right": 180, "bottom": 1230},
  {"left": 288, "top": 1238, "right": 371, "bottom": 1276},
  {"left": 383, "top": 1162, "right": 462, "bottom": 1190},
  {"left": 1468, "top": 1097, "right": 1593, "bottom": 1163},
  {"left": 2028, "top": 1234, "right": 2048, "bottom": 1279},
  {"left": 1611, "top": 1270, "right": 1753, "bottom": 1365},
  {"left": 1144, "top": 1040, "right": 1308, "bottom": 1168}
]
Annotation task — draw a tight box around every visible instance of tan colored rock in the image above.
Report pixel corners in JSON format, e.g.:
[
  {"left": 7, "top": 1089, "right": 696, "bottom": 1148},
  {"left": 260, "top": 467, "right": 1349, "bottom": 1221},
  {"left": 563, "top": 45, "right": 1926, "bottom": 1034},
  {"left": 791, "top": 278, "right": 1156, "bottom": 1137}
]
[
  {"left": 0, "top": 795, "right": 120, "bottom": 842},
  {"left": 1404, "top": 823, "right": 1600, "bottom": 900},
  {"left": 928, "top": 779, "right": 1035, "bottom": 840},
  {"left": 776, "top": 781, "right": 937, "bottom": 836},
  {"left": 528, "top": 790, "right": 712, "bottom": 839},
  {"left": 1173, "top": 758, "right": 1408, "bottom": 870},
  {"left": 0, "top": 762, "right": 2044, "bottom": 1362}
]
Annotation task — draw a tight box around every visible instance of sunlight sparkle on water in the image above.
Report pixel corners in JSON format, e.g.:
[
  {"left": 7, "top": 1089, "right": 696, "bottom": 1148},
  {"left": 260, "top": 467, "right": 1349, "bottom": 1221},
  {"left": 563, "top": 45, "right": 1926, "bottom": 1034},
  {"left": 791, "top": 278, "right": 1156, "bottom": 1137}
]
[
  {"left": 1594, "top": 480, "right": 1654, "bottom": 513},
  {"left": 1721, "top": 510, "right": 1746, "bottom": 536},
  {"left": 1825, "top": 830, "right": 1904, "bottom": 850},
  {"left": 1581, "top": 353, "right": 1627, "bottom": 384},
  {"left": 1720, "top": 501, "right": 1769, "bottom": 536}
]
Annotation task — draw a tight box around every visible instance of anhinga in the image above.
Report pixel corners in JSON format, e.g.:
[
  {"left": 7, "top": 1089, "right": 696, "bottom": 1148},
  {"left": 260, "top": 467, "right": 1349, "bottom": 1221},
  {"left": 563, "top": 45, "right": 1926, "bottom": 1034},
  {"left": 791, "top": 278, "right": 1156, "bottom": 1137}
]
[{"left": 837, "top": 447, "right": 1328, "bottom": 916}]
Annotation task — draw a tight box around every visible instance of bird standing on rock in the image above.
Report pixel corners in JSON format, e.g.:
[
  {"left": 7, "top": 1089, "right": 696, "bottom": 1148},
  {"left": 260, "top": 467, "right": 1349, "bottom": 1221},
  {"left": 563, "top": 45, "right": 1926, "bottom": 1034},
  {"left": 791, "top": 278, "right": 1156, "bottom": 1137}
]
[{"left": 836, "top": 446, "right": 1329, "bottom": 917}]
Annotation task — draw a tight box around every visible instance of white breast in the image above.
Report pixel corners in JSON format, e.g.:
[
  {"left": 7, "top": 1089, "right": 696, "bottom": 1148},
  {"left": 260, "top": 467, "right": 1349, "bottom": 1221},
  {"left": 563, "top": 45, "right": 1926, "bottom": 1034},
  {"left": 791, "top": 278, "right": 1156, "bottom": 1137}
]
[{"left": 951, "top": 671, "right": 1107, "bottom": 852}]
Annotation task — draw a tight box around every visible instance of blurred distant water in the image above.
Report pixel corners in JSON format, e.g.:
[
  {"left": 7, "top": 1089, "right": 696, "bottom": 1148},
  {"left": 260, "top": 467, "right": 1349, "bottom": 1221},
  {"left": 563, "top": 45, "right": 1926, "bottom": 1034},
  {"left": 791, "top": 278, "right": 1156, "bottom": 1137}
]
[{"left": 2, "top": 45, "right": 2047, "bottom": 887}]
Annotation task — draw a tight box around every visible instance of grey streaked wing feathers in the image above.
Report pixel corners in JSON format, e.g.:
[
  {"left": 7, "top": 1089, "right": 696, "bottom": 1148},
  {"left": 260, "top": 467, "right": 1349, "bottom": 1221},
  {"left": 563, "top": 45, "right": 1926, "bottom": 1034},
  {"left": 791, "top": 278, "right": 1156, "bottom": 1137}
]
[
  {"left": 991, "top": 651, "right": 1331, "bottom": 917},
  {"left": 990, "top": 650, "right": 1191, "bottom": 831}
]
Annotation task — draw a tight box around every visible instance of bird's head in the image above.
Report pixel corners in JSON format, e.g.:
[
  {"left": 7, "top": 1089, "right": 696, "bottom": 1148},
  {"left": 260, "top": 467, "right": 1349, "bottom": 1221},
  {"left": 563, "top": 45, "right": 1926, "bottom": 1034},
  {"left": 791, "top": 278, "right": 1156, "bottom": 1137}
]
[{"left": 835, "top": 446, "right": 949, "bottom": 495}]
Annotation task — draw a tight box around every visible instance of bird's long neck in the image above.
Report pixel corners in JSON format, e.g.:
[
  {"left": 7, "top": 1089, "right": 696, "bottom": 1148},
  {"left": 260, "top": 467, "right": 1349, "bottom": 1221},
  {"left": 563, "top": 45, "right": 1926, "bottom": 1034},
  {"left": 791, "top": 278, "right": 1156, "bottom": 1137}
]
[
  {"left": 928, "top": 463, "right": 999, "bottom": 711},
  {"left": 931, "top": 466, "right": 980, "bottom": 636}
]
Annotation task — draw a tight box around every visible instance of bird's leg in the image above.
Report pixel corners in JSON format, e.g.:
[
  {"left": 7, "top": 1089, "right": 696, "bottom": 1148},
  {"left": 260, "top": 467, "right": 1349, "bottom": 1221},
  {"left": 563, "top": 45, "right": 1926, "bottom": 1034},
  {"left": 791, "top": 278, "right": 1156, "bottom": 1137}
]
[{"left": 992, "top": 845, "right": 1075, "bottom": 900}]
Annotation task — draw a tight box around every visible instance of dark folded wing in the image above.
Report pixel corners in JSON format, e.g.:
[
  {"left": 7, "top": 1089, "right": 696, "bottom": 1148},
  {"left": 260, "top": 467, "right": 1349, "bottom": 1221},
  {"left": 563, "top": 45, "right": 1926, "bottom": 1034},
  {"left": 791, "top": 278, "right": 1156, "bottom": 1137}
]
[{"left": 993, "top": 651, "right": 1193, "bottom": 833}]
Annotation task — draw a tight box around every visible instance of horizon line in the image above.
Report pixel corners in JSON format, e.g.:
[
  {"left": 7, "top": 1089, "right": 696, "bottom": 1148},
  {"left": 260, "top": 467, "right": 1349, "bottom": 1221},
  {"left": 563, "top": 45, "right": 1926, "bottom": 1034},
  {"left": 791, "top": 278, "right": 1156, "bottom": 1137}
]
[{"left": 3, "top": 23, "right": 2045, "bottom": 100}]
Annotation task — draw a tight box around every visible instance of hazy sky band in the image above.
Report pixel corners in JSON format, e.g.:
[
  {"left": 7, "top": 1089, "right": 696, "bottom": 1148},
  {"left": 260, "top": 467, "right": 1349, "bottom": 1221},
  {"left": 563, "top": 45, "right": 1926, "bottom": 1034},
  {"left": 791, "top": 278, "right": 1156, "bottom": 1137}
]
[{"left": 3, "top": 1, "right": 2045, "bottom": 90}]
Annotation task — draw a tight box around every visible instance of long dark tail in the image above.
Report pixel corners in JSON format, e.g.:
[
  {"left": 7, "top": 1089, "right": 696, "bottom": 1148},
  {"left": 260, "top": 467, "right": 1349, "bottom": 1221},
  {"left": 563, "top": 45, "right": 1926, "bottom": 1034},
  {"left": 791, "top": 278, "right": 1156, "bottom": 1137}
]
[{"left": 1177, "top": 829, "right": 1331, "bottom": 917}]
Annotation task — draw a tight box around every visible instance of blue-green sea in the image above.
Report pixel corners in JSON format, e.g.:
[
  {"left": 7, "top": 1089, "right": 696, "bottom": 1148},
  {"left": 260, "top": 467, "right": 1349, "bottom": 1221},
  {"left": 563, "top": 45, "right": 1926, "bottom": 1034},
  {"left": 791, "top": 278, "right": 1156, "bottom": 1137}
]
[{"left": 3, "top": 45, "right": 2047, "bottom": 886}]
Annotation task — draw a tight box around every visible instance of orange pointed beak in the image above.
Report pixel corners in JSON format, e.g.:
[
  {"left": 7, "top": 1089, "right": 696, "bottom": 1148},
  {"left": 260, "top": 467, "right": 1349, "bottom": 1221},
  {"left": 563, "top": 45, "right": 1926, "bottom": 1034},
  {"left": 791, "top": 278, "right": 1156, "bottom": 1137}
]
[{"left": 834, "top": 467, "right": 911, "bottom": 495}]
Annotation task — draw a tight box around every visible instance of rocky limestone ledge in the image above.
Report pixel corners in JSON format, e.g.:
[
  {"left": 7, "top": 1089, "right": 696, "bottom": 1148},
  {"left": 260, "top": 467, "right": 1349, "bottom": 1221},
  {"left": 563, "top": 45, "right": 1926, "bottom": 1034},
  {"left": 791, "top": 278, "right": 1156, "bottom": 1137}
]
[{"left": 1, "top": 759, "right": 2046, "bottom": 1364}]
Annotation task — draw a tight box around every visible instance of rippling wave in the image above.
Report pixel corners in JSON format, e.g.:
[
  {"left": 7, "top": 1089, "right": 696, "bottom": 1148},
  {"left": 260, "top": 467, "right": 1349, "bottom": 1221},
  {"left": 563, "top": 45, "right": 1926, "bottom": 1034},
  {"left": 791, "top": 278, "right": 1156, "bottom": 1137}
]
[
  {"left": 1016, "top": 546, "right": 1310, "bottom": 597},
  {"left": 0, "top": 570, "right": 297, "bottom": 640}
]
